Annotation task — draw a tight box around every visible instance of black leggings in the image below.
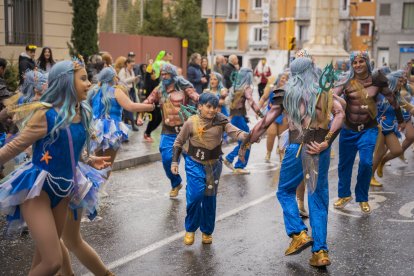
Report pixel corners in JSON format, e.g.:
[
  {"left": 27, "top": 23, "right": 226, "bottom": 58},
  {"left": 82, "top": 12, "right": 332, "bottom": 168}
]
[{"left": 145, "top": 105, "right": 162, "bottom": 136}]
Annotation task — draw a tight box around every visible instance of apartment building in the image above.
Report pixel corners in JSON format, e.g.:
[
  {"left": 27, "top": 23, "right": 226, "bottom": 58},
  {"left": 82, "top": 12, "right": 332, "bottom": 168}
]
[{"left": 0, "top": 0, "right": 73, "bottom": 61}]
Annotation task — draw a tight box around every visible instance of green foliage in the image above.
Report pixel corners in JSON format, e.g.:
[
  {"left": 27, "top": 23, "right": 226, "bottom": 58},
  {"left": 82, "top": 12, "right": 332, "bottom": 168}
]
[
  {"left": 68, "top": 0, "right": 100, "bottom": 61},
  {"left": 4, "top": 57, "right": 18, "bottom": 92},
  {"left": 171, "top": 0, "right": 208, "bottom": 57},
  {"left": 139, "top": 0, "right": 175, "bottom": 36}
]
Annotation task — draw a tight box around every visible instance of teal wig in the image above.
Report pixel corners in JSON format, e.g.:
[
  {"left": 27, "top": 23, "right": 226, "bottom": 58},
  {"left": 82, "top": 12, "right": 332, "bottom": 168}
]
[
  {"left": 284, "top": 57, "right": 319, "bottom": 131},
  {"left": 208, "top": 71, "right": 224, "bottom": 95},
  {"left": 40, "top": 60, "right": 92, "bottom": 151},
  {"left": 21, "top": 70, "right": 48, "bottom": 103},
  {"left": 233, "top": 68, "right": 253, "bottom": 90},
  {"left": 87, "top": 66, "right": 117, "bottom": 117}
]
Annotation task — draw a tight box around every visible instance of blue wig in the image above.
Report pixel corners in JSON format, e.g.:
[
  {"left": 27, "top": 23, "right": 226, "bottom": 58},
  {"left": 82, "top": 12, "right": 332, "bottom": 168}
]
[
  {"left": 40, "top": 60, "right": 92, "bottom": 151},
  {"left": 346, "top": 51, "right": 372, "bottom": 83},
  {"left": 386, "top": 70, "right": 405, "bottom": 92},
  {"left": 233, "top": 67, "right": 253, "bottom": 90},
  {"left": 208, "top": 71, "right": 224, "bottom": 92},
  {"left": 160, "top": 63, "right": 193, "bottom": 98},
  {"left": 284, "top": 57, "right": 319, "bottom": 131},
  {"left": 87, "top": 66, "right": 117, "bottom": 117},
  {"left": 199, "top": 92, "right": 219, "bottom": 108},
  {"left": 21, "top": 70, "right": 48, "bottom": 103}
]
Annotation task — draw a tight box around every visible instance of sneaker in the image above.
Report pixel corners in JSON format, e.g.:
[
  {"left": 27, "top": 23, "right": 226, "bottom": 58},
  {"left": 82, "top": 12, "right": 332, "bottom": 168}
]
[
  {"left": 169, "top": 184, "right": 182, "bottom": 198},
  {"left": 233, "top": 168, "right": 250, "bottom": 175},
  {"left": 285, "top": 230, "right": 313, "bottom": 255},
  {"left": 370, "top": 176, "right": 382, "bottom": 187},
  {"left": 309, "top": 250, "right": 331, "bottom": 267},
  {"left": 359, "top": 202, "right": 371, "bottom": 214},
  {"left": 223, "top": 159, "right": 234, "bottom": 170},
  {"left": 333, "top": 196, "right": 353, "bottom": 209},
  {"left": 201, "top": 233, "right": 213, "bottom": 244},
  {"left": 184, "top": 232, "right": 195, "bottom": 245},
  {"left": 143, "top": 133, "right": 154, "bottom": 142}
]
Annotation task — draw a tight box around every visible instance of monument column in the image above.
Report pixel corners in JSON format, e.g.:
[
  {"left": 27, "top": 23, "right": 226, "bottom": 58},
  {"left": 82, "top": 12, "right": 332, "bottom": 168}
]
[{"left": 304, "top": 0, "right": 348, "bottom": 66}]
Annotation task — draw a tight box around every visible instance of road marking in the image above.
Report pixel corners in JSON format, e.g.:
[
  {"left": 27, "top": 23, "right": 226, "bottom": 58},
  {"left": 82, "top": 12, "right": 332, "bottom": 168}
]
[
  {"left": 398, "top": 201, "right": 414, "bottom": 219},
  {"left": 387, "top": 219, "right": 414, "bottom": 223},
  {"left": 83, "top": 164, "right": 338, "bottom": 275}
]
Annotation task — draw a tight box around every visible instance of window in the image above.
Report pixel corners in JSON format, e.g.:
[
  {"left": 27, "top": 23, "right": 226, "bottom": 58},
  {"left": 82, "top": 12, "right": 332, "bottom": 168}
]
[
  {"left": 379, "top": 4, "right": 391, "bottom": 16},
  {"left": 361, "top": 0, "right": 372, "bottom": 2},
  {"left": 403, "top": 3, "right": 414, "bottom": 29},
  {"left": 4, "top": 0, "right": 42, "bottom": 46},
  {"left": 342, "top": 0, "right": 348, "bottom": 11},
  {"left": 227, "top": 0, "right": 239, "bottom": 21},
  {"left": 254, "top": 0, "right": 262, "bottom": 9},
  {"left": 358, "top": 22, "right": 371, "bottom": 36},
  {"left": 253, "top": 27, "right": 263, "bottom": 42}
]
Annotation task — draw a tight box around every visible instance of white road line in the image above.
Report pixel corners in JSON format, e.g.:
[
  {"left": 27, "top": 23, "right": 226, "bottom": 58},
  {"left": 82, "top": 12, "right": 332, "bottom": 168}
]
[
  {"left": 387, "top": 219, "right": 414, "bottom": 223},
  {"left": 83, "top": 164, "right": 339, "bottom": 275}
]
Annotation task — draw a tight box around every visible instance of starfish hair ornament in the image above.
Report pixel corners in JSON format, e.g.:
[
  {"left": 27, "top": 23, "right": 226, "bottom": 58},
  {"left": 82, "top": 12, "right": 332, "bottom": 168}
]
[
  {"left": 72, "top": 55, "right": 85, "bottom": 70},
  {"left": 295, "top": 49, "right": 312, "bottom": 59}
]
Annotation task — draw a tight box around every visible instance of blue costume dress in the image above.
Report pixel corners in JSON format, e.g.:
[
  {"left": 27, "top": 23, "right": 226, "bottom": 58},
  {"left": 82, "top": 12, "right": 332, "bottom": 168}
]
[
  {"left": 89, "top": 86, "right": 129, "bottom": 152},
  {"left": 377, "top": 95, "right": 399, "bottom": 136},
  {"left": 0, "top": 108, "right": 103, "bottom": 235}
]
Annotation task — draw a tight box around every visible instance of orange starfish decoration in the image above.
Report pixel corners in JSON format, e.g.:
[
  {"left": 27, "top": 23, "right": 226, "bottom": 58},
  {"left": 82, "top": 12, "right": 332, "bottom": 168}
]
[
  {"left": 40, "top": 151, "right": 52, "bottom": 165},
  {"left": 196, "top": 126, "right": 206, "bottom": 138}
]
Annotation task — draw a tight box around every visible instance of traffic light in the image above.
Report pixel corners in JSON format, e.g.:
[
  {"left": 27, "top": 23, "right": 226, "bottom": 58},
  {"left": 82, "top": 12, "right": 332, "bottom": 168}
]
[{"left": 288, "top": 36, "right": 296, "bottom": 50}]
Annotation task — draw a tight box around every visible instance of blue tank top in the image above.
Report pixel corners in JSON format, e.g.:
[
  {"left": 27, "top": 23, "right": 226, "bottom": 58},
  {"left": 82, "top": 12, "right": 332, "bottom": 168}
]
[
  {"left": 31, "top": 108, "right": 87, "bottom": 180},
  {"left": 90, "top": 86, "right": 123, "bottom": 121}
]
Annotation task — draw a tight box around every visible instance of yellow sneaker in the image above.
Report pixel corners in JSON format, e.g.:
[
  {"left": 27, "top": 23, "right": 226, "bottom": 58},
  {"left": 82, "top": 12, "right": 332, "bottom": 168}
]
[
  {"left": 309, "top": 250, "right": 331, "bottom": 267},
  {"left": 233, "top": 168, "right": 250, "bottom": 175},
  {"left": 169, "top": 184, "right": 182, "bottom": 198},
  {"left": 370, "top": 176, "right": 382, "bottom": 187},
  {"left": 184, "top": 232, "right": 195, "bottom": 245},
  {"left": 359, "top": 202, "right": 371, "bottom": 214},
  {"left": 285, "top": 230, "right": 313, "bottom": 256},
  {"left": 377, "top": 159, "right": 385, "bottom": 178},
  {"left": 333, "top": 196, "right": 353, "bottom": 209},
  {"left": 201, "top": 233, "right": 213, "bottom": 244}
]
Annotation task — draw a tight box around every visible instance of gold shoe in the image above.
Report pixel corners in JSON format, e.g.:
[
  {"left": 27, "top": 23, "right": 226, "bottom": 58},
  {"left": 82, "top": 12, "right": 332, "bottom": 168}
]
[
  {"left": 359, "top": 202, "right": 371, "bottom": 214},
  {"left": 377, "top": 159, "right": 385, "bottom": 178},
  {"left": 223, "top": 159, "right": 234, "bottom": 170},
  {"left": 233, "top": 168, "right": 250, "bottom": 175},
  {"left": 285, "top": 230, "right": 313, "bottom": 256},
  {"left": 169, "top": 184, "right": 182, "bottom": 198},
  {"left": 265, "top": 151, "right": 271, "bottom": 162},
  {"left": 184, "top": 232, "right": 195, "bottom": 245},
  {"left": 201, "top": 233, "right": 213, "bottom": 244},
  {"left": 297, "top": 199, "right": 309, "bottom": 218},
  {"left": 370, "top": 176, "right": 382, "bottom": 187},
  {"left": 333, "top": 196, "right": 353, "bottom": 209},
  {"left": 309, "top": 250, "right": 331, "bottom": 267}
]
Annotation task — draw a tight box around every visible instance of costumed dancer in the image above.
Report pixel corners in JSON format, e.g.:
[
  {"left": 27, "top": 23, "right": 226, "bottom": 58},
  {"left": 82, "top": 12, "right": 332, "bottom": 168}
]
[
  {"left": 241, "top": 57, "right": 344, "bottom": 267},
  {"left": 258, "top": 72, "right": 289, "bottom": 162},
  {"left": 138, "top": 63, "right": 199, "bottom": 197},
  {"left": 333, "top": 51, "right": 404, "bottom": 214},
  {"left": 0, "top": 60, "right": 109, "bottom": 275},
  {"left": 203, "top": 71, "right": 229, "bottom": 116},
  {"left": 88, "top": 66, "right": 154, "bottom": 167},
  {"left": 171, "top": 93, "right": 248, "bottom": 245},
  {"left": 372, "top": 70, "right": 414, "bottom": 186},
  {"left": 223, "top": 68, "right": 263, "bottom": 174}
]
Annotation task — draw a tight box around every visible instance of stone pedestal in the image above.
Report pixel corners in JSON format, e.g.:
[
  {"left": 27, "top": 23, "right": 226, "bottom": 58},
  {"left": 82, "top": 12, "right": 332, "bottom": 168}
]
[{"left": 304, "top": 0, "right": 348, "bottom": 67}]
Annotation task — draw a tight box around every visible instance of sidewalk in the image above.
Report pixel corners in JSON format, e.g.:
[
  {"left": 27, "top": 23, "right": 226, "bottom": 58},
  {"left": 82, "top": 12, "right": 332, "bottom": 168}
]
[{"left": 113, "top": 123, "right": 162, "bottom": 171}]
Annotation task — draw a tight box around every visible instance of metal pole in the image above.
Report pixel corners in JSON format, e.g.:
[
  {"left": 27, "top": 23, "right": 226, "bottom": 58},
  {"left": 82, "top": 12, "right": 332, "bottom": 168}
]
[
  {"left": 140, "top": 0, "right": 144, "bottom": 28},
  {"left": 211, "top": 0, "right": 217, "bottom": 68},
  {"left": 112, "top": 0, "right": 117, "bottom": 33}
]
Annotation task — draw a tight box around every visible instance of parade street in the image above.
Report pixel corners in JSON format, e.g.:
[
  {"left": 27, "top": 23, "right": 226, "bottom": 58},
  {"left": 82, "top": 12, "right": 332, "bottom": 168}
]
[{"left": 1, "top": 140, "right": 414, "bottom": 276}]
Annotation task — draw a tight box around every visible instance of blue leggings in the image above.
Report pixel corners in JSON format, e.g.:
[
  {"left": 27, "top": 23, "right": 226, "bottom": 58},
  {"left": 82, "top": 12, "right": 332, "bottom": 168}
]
[
  {"left": 159, "top": 134, "right": 182, "bottom": 188},
  {"left": 225, "top": 115, "right": 250, "bottom": 169},
  {"left": 276, "top": 143, "right": 331, "bottom": 252}
]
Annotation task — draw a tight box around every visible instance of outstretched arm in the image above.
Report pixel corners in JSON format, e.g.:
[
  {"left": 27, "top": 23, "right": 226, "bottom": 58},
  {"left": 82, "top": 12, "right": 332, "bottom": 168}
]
[
  {"left": 115, "top": 88, "right": 155, "bottom": 113},
  {"left": 244, "top": 87, "right": 263, "bottom": 117},
  {"left": 249, "top": 104, "right": 283, "bottom": 143},
  {"left": 171, "top": 120, "right": 192, "bottom": 174}
]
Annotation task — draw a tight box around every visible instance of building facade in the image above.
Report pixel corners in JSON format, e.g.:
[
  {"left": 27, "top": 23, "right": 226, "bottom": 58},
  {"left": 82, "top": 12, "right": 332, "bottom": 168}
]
[
  {"left": 207, "top": 0, "right": 377, "bottom": 74},
  {"left": 375, "top": 0, "right": 414, "bottom": 69},
  {"left": 0, "top": 0, "right": 73, "bottom": 61}
]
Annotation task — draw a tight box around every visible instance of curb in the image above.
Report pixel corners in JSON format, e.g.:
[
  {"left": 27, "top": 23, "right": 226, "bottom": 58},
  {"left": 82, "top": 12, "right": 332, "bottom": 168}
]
[{"left": 112, "top": 152, "right": 161, "bottom": 171}]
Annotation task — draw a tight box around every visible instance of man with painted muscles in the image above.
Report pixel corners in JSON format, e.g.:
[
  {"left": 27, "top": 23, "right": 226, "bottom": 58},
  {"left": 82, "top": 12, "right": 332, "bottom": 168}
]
[{"left": 333, "top": 51, "right": 404, "bottom": 214}]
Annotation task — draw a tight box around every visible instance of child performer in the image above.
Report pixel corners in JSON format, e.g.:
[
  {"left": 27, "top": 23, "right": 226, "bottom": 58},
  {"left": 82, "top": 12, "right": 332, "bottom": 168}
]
[
  {"left": 0, "top": 60, "right": 109, "bottom": 275},
  {"left": 171, "top": 93, "right": 249, "bottom": 245}
]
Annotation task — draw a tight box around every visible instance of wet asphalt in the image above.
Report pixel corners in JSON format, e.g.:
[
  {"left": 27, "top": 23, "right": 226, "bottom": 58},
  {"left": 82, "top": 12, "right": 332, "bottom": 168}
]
[{"left": 1, "top": 140, "right": 414, "bottom": 276}]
